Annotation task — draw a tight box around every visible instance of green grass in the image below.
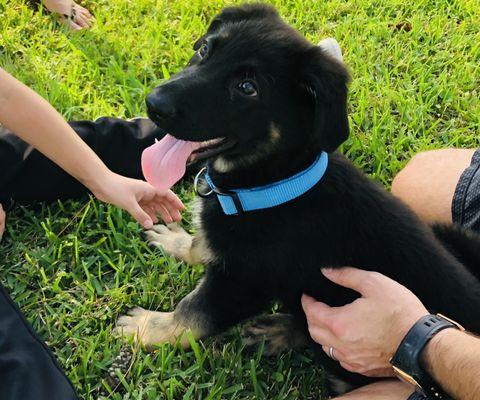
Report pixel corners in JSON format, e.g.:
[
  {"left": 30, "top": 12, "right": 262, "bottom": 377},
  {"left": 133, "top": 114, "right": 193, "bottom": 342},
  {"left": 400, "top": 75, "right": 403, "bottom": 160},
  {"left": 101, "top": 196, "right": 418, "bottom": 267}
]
[{"left": 0, "top": 0, "right": 479, "bottom": 398}]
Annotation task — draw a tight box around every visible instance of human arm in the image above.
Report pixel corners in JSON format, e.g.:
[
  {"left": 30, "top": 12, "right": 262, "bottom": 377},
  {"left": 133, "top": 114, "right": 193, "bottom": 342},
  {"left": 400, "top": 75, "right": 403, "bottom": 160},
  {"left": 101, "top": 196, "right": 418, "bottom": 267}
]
[
  {"left": 332, "top": 380, "right": 413, "bottom": 400},
  {"left": 0, "top": 68, "right": 183, "bottom": 227},
  {"left": 301, "top": 267, "right": 480, "bottom": 399},
  {"left": 421, "top": 328, "right": 480, "bottom": 399},
  {"left": 0, "top": 204, "right": 5, "bottom": 241}
]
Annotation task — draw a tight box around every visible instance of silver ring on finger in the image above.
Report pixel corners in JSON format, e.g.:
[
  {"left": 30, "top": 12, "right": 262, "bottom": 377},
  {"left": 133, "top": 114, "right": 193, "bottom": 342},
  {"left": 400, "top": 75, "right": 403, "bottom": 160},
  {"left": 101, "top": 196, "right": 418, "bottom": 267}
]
[{"left": 328, "top": 346, "right": 338, "bottom": 361}]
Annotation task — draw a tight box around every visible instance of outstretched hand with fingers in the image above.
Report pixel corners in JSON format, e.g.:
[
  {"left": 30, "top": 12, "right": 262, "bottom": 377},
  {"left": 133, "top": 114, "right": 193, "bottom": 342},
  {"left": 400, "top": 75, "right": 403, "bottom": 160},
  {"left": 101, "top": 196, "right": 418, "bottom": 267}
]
[
  {"left": 301, "top": 267, "right": 428, "bottom": 377},
  {"left": 41, "top": 0, "right": 93, "bottom": 31},
  {"left": 92, "top": 172, "right": 184, "bottom": 229}
]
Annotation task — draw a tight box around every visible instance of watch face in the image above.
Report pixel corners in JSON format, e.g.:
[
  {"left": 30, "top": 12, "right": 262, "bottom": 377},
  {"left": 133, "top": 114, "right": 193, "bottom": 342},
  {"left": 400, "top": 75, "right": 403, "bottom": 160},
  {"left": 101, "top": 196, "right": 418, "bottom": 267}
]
[{"left": 392, "top": 366, "right": 423, "bottom": 392}]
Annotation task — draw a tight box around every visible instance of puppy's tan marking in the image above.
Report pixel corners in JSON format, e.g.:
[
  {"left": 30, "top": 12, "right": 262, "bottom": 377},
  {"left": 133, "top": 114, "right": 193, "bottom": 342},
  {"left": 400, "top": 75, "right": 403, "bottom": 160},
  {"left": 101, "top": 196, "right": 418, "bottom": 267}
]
[
  {"left": 115, "top": 280, "right": 210, "bottom": 349},
  {"left": 114, "top": 307, "right": 198, "bottom": 349},
  {"left": 270, "top": 122, "right": 281, "bottom": 142},
  {"left": 213, "top": 156, "right": 235, "bottom": 173},
  {"left": 212, "top": 121, "right": 281, "bottom": 173},
  {"left": 242, "top": 313, "right": 306, "bottom": 356},
  {"left": 145, "top": 222, "right": 217, "bottom": 264},
  {"left": 191, "top": 229, "right": 218, "bottom": 264},
  {"left": 191, "top": 198, "right": 219, "bottom": 264}
]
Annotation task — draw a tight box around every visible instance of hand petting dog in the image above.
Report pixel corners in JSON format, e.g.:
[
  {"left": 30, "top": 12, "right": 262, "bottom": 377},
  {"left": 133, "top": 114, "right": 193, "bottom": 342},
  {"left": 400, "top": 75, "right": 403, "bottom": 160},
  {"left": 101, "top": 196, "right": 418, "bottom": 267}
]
[{"left": 302, "top": 267, "right": 428, "bottom": 377}]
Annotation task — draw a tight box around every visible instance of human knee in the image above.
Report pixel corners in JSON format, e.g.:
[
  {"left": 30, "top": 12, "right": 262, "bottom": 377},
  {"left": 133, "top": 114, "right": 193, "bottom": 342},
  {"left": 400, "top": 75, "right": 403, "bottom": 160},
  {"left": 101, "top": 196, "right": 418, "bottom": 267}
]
[
  {"left": 392, "top": 149, "right": 464, "bottom": 199},
  {"left": 391, "top": 151, "right": 437, "bottom": 201}
]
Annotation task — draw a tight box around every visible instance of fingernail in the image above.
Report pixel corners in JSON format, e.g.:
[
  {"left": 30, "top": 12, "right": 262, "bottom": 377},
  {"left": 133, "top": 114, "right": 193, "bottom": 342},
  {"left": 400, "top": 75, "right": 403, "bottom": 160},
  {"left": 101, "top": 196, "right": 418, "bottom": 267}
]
[
  {"left": 143, "top": 220, "right": 153, "bottom": 229},
  {"left": 301, "top": 293, "right": 313, "bottom": 302},
  {"left": 321, "top": 267, "right": 334, "bottom": 275}
]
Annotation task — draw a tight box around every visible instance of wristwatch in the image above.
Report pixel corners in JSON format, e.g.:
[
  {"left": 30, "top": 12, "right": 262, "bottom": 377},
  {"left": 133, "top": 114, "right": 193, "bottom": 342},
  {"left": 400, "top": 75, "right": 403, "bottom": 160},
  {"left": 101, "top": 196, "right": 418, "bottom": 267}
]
[
  {"left": 407, "top": 392, "right": 428, "bottom": 400},
  {"left": 390, "top": 313, "right": 464, "bottom": 399}
]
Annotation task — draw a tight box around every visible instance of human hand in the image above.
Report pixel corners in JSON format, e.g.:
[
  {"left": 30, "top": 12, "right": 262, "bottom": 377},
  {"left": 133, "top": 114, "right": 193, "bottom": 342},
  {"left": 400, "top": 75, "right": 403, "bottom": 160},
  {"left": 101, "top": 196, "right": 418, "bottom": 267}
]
[
  {"left": 91, "top": 171, "right": 184, "bottom": 229},
  {"left": 301, "top": 267, "right": 428, "bottom": 377},
  {"left": 0, "top": 204, "right": 5, "bottom": 241},
  {"left": 42, "top": 0, "right": 93, "bottom": 30}
]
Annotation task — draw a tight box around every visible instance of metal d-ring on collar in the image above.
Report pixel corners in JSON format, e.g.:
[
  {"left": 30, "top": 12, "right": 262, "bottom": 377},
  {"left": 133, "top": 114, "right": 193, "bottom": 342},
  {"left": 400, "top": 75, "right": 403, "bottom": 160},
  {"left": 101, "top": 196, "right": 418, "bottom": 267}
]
[
  {"left": 194, "top": 167, "right": 213, "bottom": 198},
  {"left": 194, "top": 167, "right": 239, "bottom": 199},
  {"left": 194, "top": 167, "right": 246, "bottom": 214}
]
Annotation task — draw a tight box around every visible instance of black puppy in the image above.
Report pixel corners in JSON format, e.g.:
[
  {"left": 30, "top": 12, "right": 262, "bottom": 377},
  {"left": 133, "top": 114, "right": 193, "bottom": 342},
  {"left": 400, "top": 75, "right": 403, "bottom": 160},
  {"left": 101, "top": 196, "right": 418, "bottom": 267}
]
[{"left": 115, "top": 4, "right": 480, "bottom": 396}]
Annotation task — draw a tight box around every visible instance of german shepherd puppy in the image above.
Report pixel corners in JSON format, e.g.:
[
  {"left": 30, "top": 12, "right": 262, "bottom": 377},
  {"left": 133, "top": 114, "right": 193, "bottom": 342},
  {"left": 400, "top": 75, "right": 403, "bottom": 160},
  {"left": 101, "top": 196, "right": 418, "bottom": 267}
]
[{"left": 115, "top": 4, "right": 480, "bottom": 395}]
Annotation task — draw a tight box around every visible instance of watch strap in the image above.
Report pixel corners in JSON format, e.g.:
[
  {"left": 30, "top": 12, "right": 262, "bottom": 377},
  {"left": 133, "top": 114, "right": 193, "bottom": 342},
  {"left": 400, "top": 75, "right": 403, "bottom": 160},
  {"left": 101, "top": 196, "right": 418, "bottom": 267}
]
[
  {"left": 391, "top": 314, "right": 463, "bottom": 399},
  {"left": 407, "top": 392, "right": 428, "bottom": 400}
]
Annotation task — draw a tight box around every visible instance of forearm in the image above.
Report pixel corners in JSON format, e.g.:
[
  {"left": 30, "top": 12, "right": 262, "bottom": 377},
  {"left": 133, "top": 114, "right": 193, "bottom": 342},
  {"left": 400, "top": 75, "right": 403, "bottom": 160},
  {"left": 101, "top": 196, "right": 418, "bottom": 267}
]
[
  {"left": 422, "top": 329, "right": 480, "bottom": 400},
  {"left": 0, "top": 203, "right": 5, "bottom": 241},
  {"left": 333, "top": 380, "right": 413, "bottom": 400},
  {"left": 0, "top": 68, "right": 110, "bottom": 193}
]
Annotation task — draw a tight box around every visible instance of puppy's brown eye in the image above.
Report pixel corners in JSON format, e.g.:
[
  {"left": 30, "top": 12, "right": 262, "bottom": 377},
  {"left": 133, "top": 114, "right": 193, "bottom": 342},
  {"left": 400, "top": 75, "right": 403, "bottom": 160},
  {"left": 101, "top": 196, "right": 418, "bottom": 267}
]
[
  {"left": 238, "top": 80, "right": 257, "bottom": 96},
  {"left": 198, "top": 43, "right": 208, "bottom": 58}
]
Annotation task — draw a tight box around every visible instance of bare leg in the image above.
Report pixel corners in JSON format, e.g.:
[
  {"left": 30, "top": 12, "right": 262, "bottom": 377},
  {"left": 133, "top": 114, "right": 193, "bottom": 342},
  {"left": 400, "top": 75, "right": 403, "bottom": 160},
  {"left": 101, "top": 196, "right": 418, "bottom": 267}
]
[
  {"left": 392, "top": 149, "right": 475, "bottom": 223},
  {"left": 332, "top": 380, "right": 413, "bottom": 400}
]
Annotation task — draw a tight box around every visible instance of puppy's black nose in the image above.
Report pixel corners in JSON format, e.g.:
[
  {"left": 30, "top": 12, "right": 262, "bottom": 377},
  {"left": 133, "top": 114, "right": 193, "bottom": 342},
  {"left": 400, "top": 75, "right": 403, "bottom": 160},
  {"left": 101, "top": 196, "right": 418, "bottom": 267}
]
[{"left": 146, "top": 91, "right": 177, "bottom": 120}]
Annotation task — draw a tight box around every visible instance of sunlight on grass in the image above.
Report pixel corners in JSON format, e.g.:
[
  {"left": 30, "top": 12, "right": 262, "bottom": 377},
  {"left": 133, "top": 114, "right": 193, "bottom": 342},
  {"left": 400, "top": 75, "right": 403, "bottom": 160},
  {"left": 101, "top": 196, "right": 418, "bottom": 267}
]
[{"left": 0, "top": 0, "right": 478, "bottom": 398}]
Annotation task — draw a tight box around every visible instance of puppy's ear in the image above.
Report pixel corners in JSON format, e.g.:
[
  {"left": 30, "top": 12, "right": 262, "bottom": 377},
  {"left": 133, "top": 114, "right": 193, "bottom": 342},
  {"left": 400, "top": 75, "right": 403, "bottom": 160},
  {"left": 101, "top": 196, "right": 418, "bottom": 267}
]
[
  {"left": 194, "top": 4, "right": 280, "bottom": 50},
  {"left": 214, "top": 3, "right": 280, "bottom": 23},
  {"left": 193, "top": 18, "right": 222, "bottom": 50},
  {"left": 299, "top": 46, "right": 350, "bottom": 152}
]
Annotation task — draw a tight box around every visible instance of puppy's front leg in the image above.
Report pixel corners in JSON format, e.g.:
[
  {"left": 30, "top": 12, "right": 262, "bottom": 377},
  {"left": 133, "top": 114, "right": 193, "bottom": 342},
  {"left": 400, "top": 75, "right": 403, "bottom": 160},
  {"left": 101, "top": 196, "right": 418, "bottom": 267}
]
[
  {"left": 115, "top": 267, "right": 271, "bottom": 349},
  {"left": 144, "top": 223, "right": 214, "bottom": 264}
]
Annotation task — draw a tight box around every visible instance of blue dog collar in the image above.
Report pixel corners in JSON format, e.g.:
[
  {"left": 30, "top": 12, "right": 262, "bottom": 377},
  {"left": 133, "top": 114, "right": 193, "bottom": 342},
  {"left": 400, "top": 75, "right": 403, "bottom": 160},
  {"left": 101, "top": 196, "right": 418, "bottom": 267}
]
[{"left": 196, "top": 152, "right": 328, "bottom": 216}]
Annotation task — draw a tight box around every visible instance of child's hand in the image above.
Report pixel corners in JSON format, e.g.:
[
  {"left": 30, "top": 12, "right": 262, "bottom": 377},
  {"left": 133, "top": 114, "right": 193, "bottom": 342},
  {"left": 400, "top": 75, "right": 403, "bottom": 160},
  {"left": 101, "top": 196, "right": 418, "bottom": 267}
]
[
  {"left": 0, "top": 204, "right": 5, "bottom": 241},
  {"left": 91, "top": 172, "right": 184, "bottom": 229}
]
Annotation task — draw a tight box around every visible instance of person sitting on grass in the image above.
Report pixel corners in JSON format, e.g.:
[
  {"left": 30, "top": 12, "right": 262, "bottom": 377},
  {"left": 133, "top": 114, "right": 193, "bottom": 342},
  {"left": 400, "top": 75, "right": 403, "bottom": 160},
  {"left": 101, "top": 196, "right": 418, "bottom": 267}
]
[
  {"left": 303, "top": 149, "right": 480, "bottom": 400},
  {"left": 0, "top": 67, "right": 183, "bottom": 400}
]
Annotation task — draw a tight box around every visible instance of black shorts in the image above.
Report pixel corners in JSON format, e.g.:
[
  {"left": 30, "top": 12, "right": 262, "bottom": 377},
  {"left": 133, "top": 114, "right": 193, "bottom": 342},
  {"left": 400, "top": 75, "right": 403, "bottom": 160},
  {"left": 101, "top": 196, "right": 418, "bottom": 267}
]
[{"left": 452, "top": 149, "right": 480, "bottom": 232}]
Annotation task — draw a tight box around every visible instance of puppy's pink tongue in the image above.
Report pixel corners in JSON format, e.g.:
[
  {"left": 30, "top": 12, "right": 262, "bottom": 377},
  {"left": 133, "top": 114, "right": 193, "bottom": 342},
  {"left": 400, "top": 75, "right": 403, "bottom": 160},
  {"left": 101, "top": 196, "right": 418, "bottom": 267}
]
[{"left": 142, "top": 134, "right": 202, "bottom": 190}]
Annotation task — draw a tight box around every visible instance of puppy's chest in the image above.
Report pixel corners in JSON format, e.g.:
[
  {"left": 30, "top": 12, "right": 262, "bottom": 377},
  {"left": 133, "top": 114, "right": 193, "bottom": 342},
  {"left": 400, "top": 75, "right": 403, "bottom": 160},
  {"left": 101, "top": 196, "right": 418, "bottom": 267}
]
[
  {"left": 192, "top": 197, "right": 321, "bottom": 268},
  {"left": 192, "top": 197, "right": 265, "bottom": 260},
  {"left": 192, "top": 198, "right": 233, "bottom": 259}
]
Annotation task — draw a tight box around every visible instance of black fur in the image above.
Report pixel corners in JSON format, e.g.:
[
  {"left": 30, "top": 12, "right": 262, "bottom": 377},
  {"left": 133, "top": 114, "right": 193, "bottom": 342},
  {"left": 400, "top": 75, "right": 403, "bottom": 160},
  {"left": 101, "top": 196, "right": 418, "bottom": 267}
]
[
  {"left": 432, "top": 223, "right": 480, "bottom": 281},
  {"left": 146, "top": 4, "right": 480, "bottom": 395}
]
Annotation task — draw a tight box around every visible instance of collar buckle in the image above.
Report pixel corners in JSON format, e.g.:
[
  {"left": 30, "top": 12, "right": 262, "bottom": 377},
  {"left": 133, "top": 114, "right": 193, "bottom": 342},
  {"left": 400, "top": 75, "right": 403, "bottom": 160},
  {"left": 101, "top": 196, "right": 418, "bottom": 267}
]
[{"left": 226, "top": 191, "right": 244, "bottom": 215}]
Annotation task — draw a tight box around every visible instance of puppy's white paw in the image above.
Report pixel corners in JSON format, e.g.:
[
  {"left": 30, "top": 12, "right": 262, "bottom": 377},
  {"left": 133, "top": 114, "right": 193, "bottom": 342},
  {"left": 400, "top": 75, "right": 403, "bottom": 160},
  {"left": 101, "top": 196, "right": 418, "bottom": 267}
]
[
  {"left": 114, "top": 307, "right": 190, "bottom": 349},
  {"left": 144, "top": 223, "right": 193, "bottom": 261}
]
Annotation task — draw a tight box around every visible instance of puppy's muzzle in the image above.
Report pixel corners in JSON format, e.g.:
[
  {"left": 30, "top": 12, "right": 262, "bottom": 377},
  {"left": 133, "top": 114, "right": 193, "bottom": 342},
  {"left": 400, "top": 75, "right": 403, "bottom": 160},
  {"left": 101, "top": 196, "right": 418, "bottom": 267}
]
[{"left": 146, "top": 90, "right": 177, "bottom": 122}]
